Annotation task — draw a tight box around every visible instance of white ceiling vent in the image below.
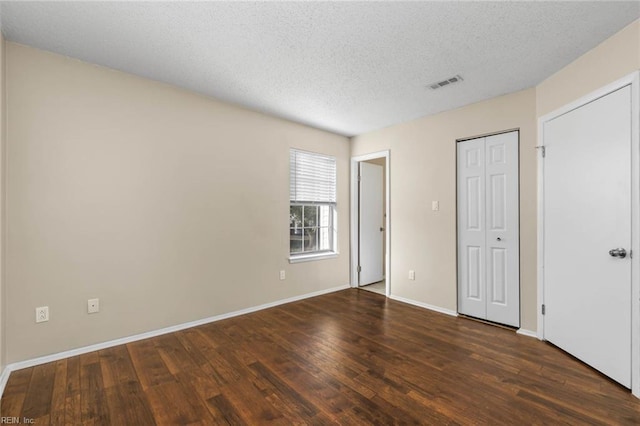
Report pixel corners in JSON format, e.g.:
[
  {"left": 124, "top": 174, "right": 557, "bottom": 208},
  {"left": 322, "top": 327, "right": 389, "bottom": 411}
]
[{"left": 428, "top": 75, "right": 464, "bottom": 90}]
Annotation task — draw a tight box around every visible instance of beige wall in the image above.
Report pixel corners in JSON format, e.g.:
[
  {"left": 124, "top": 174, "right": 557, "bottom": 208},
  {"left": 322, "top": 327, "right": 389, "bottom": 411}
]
[
  {"left": 0, "top": 33, "right": 5, "bottom": 372},
  {"left": 537, "top": 19, "right": 640, "bottom": 117},
  {"left": 5, "top": 43, "right": 350, "bottom": 363},
  {"left": 351, "top": 89, "right": 538, "bottom": 330}
]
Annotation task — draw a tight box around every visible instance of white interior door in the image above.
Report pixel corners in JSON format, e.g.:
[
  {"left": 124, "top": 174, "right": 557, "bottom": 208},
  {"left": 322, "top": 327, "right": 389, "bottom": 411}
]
[
  {"left": 458, "top": 132, "right": 520, "bottom": 327},
  {"left": 543, "top": 86, "right": 632, "bottom": 388},
  {"left": 359, "top": 162, "right": 384, "bottom": 285}
]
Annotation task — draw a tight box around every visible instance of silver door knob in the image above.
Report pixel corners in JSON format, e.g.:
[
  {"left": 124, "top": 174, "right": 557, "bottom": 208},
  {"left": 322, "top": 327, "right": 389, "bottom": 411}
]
[{"left": 609, "top": 248, "right": 627, "bottom": 258}]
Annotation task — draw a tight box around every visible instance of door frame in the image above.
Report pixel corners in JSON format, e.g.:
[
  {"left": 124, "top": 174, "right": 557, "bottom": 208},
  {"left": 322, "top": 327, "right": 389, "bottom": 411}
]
[
  {"left": 537, "top": 71, "right": 640, "bottom": 397},
  {"left": 350, "top": 150, "right": 391, "bottom": 296}
]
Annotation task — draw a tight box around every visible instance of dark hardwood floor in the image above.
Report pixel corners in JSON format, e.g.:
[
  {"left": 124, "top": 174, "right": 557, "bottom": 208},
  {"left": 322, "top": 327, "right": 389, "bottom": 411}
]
[{"left": 2, "top": 289, "right": 639, "bottom": 424}]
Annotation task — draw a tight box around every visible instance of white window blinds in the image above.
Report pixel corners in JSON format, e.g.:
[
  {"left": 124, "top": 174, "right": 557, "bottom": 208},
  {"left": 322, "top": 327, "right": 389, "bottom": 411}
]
[{"left": 289, "top": 149, "right": 336, "bottom": 204}]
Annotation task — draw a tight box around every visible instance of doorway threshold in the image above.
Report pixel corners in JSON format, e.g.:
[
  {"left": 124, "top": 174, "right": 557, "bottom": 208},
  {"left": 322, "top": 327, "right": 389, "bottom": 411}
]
[{"left": 359, "top": 281, "right": 386, "bottom": 296}]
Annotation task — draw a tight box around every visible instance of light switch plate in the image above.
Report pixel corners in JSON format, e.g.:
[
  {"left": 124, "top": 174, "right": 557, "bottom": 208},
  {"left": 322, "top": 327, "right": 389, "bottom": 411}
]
[{"left": 88, "top": 298, "right": 99, "bottom": 314}]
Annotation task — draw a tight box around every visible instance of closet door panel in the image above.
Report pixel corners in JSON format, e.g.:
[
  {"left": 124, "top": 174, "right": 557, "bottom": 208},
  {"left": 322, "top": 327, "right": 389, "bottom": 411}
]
[{"left": 457, "top": 138, "right": 487, "bottom": 319}]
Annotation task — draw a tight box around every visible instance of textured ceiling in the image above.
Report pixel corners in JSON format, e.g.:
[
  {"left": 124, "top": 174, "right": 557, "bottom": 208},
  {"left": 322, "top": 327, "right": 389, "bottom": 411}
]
[{"left": 1, "top": 1, "right": 639, "bottom": 136}]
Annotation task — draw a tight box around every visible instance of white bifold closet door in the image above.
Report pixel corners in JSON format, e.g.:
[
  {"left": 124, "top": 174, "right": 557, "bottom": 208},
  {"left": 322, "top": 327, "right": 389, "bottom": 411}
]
[{"left": 457, "top": 131, "right": 520, "bottom": 327}]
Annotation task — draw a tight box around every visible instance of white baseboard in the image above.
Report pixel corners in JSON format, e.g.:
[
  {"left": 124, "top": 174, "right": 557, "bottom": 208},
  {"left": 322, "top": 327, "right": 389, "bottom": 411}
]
[
  {"left": 389, "top": 296, "right": 539, "bottom": 339},
  {"left": 0, "top": 365, "right": 11, "bottom": 398},
  {"left": 517, "top": 328, "right": 539, "bottom": 339},
  {"left": 389, "top": 294, "right": 458, "bottom": 317},
  {"left": 0, "top": 283, "right": 349, "bottom": 399}
]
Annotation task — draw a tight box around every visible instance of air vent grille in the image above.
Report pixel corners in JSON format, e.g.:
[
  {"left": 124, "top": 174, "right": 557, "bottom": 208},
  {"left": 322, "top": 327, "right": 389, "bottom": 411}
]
[{"left": 429, "top": 75, "right": 464, "bottom": 90}]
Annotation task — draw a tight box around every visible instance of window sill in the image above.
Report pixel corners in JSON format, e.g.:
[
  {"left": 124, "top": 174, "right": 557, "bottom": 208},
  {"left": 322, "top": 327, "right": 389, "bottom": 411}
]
[{"left": 289, "top": 252, "right": 338, "bottom": 264}]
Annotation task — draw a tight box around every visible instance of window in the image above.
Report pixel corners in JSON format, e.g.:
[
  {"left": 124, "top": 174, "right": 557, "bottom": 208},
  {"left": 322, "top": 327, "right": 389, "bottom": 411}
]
[{"left": 289, "top": 149, "right": 337, "bottom": 260}]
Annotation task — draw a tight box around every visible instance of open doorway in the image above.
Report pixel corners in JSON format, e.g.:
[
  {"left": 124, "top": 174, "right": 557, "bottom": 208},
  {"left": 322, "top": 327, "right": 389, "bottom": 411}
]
[{"left": 350, "top": 151, "right": 390, "bottom": 296}]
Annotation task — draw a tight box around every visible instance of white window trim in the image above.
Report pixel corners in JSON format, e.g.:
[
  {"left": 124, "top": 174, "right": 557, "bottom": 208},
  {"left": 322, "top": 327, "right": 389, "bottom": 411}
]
[{"left": 288, "top": 252, "right": 339, "bottom": 264}]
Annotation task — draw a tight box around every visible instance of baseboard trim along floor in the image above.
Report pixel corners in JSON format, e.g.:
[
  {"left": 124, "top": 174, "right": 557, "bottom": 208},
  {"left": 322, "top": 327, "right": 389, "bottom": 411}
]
[{"left": 389, "top": 294, "right": 458, "bottom": 317}]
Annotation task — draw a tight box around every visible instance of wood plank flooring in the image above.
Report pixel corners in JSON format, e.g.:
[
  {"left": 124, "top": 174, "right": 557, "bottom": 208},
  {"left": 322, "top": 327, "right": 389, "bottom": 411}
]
[{"left": 2, "top": 289, "right": 639, "bottom": 424}]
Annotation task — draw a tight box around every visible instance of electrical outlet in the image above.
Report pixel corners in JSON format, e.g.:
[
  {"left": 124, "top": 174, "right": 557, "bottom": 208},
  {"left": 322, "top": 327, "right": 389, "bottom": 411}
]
[
  {"left": 432, "top": 200, "right": 439, "bottom": 211},
  {"left": 88, "top": 298, "right": 99, "bottom": 314},
  {"left": 35, "top": 306, "right": 49, "bottom": 323},
  {"left": 279, "top": 270, "right": 286, "bottom": 280},
  {"left": 409, "top": 270, "right": 416, "bottom": 280}
]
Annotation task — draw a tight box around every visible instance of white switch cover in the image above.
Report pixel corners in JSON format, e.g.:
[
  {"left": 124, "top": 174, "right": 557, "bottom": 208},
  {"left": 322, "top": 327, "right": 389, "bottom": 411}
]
[
  {"left": 88, "top": 298, "right": 99, "bottom": 314},
  {"left": 279, "top": 270, "right": 286, "bottom": 280},
  {"left": 35, "top": 306, "right": 49, "bottom": 323},
  {"left": 409, "top": 270, "right": 415, "bottom": 280},
  {"left": 432, "top": 201, "right": 439, "bottom": 211}
]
